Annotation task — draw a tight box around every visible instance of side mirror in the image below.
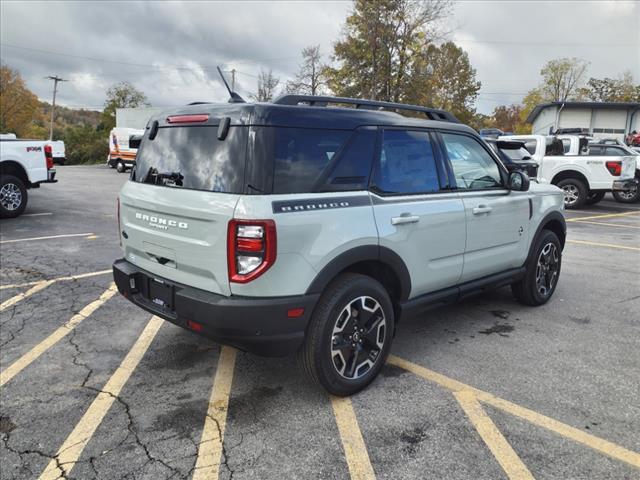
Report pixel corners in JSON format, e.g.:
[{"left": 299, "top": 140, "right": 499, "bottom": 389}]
[{"left": 508, "top": 171, "right": 530, "bottom": 192}]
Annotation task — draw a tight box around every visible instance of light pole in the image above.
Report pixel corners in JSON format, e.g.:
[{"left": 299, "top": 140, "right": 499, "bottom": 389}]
[{"left": 46, "top": 75, "right": 67, "bottom": 140}]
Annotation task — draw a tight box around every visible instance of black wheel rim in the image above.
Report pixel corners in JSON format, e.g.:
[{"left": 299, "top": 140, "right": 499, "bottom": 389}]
[
  {"left": 0, "top": 183, "right": 22, "bottom": 211},
  {"left": 330, "top": 296, "right": 386, "bottom": 380},
  {"left": 536, "top": 242, "right": 559, "bottom": 297},
  {"left": 617, "top": 185, "right": 637, "bottom": 201}
]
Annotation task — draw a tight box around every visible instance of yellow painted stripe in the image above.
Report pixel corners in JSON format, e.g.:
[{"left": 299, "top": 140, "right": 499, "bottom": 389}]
[
  {"left": 567, "top": 239, "right": 640, "bottom": 251},
  {"left": 0, "top": 269, "right": 112, "bottom": 290},
  {"left": 193, "top": 346, "right": 237, "bottom": 480},
  {"left": 0, "top": 232, "right": 95, "bottom": 244},
  {"left": 0, "top": 284, "right": 117, "bottom": 387},
  {"left": 570, "top": 220, "right": 640, "bottom": 229},
  {"left": 330, "top": 396, "right": 376, "bottom": 480},
  {"left": 38, "top": 316, "right": 163, "bottom": 480},
  {"left": 388, "top": 355, "right": 640, "bottom": 469},
  {"left": 454, "top": 391, "right": 534, "bottom": 480},
  {"left": 566, "top": 211, "right": 640, "bottom": 222},
  {"left": 0, "top": 280, "right": 54, "bottom": 312}
]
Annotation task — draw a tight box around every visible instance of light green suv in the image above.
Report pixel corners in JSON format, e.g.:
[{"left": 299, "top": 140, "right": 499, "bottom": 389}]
[{"left": 113, "top": 95, "right": 566, "bottom": 396}]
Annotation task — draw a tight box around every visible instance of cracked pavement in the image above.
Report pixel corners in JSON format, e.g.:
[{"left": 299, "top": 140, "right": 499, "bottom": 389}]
[{"left": 1, "top": 166, "right": 639, "bottom": 479}]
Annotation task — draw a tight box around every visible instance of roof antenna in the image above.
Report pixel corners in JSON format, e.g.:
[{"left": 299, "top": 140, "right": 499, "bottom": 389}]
[{"left": 217, "top": 66, "right": 246, "bottom": 103}]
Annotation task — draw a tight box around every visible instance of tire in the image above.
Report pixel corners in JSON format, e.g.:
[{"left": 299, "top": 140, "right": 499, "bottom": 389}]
[
  {"left": 511, "top": 230, "right": 562, "bottom": 306},
  {"left": 0, "top": 175, "right": 28, "bottom": 218},
  {"left": 116, "top": 161, "right": 125, "bottom": 173},
  {"left": 556, "top": 178, "right": 588, "bottom": 209},
  {"left": 585, "top": 191, "right": 605, "bottom": 205},
  {"left": 612, "top": 177, "right": 640, "bottom": 203},
  {"left": 299, "top": 273, "right": 395, "bottom": 396}
]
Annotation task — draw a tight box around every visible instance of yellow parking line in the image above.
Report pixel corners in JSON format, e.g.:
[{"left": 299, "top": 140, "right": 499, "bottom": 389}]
[
  {"left": 38, "top": 316, "right": 163, "bottom": 480},
  {"left": 454, "top": 391, "right": 534, "bottom": 480},
  {"left": 566, "top": 211, "right": 640, "bottom": 222},
  {"left": 0, "top": 232, "right": 95, "bottom": 244},
  {"left": 388, "top": 355, "right": 640, "bottom": 469},
  {"left": 567, "top": 239, "right": 640, "bottom": 251},
  {"left": 330, "top": 396, "right": 376, "bottom": 480},
  {"left": 570, "top": 220, "right": 640, "bottom": 229},
  {"left": 193, "top": 346, "right": 237, "bottom": 480},
  {"left": 0, "top": 269, "right": 112, "bottom": 290},
  {"left": 0, "top": 280, "right": 54, "bottom": 312},
  {"left": 0, "top": 284, "right": 117, "bottom": 387}
]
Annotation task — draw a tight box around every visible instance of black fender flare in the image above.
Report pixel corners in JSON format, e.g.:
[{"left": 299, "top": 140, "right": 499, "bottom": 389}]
[
  {"left": 526, "top": 210, "right": 566, "bottom": 262},
  {"left": 305, "top": 245, "right": 412, "bottom": 301}
]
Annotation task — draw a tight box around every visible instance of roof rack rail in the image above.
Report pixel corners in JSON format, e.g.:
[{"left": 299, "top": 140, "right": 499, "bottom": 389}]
[
  {"left": 272, "top": 95, "right": 460, "bottom": 123},
  {"left": 187, "top": 102, "right": 211, "bottom": 105}
]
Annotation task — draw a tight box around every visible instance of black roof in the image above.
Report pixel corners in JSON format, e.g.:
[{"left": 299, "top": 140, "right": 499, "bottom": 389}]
[
  {"left": 148, "top": 95, "right": 474, "bottom": 134},
  {"left": 526, "top": 101, "right": 640, "bottom": 124}
]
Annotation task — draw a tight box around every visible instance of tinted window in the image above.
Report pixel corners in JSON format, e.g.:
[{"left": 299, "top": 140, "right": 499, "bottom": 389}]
[
  {"left": 501, "top": 147, "right": 532, "bottom": 162},
  {"left": 269, "top": 128, "right": 351, "bottom": 194},
  {"left": 134, "top": 126, "right": 246, "bottom": 193},
  {"left": 372, "top": 130, "right": 440, "bottom": 194},
  {"left": 605, "top": 147, "right": 625, "bottom": 156},
  {"left": 587, "top": 146, "right": 603, "bottom": 156},
  {"left": 442, "top": 133, "right": 502, "bottom": 190}
]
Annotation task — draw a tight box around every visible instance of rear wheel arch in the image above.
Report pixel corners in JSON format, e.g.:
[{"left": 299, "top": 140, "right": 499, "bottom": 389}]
[
  {"left": 551, "top": 170, "right": 590, "bottom": 190},
  {"left": 0, "top": 160, "right": 30, "bottom": 186}
]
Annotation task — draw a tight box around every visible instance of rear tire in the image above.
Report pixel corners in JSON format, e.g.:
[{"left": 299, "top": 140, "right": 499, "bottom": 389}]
[
  {"left": 0, "top": 175, "right": 28, "bottom": 218},
  {"left": 556, "top": 178, "right": 587, "bottom": 209},
  {"left": 512, "top": 230, "right": 562, "bottom": 306},
  {"left": 116, "top": 161, "right": 125, "bottom": 173},
  {"left": 585, "top": 191, "right": 605, "bottom": 205},
  {"left": 299, "top": 273, "right": 394, "bottom": 396},
  {"left": 612, "top": 177, "right": 640, "bottom": 203}
]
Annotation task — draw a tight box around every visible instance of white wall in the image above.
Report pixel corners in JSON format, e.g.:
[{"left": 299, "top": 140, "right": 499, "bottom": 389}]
[{"left": 531, "top": 106, "right": 557, "bottom": 134}]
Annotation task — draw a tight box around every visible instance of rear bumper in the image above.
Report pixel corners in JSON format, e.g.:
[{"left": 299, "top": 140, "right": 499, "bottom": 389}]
[
  {"left": 613, "top": 178, "right": 638, "bottom": 191},
  {"left": 113, "top": 258, "right": 318, "bottom": 356}
]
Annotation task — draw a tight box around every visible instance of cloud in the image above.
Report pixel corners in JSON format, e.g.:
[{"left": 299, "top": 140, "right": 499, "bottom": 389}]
[{"left": 1, "top": 0, "right": 637, "bottom": 115}]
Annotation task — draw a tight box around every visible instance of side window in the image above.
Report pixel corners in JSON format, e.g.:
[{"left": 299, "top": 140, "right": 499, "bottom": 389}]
[
  {"left": 588, "top": 146, "right": 602, "bottom": 156},
  {"left": 441, "top": 133, "right": 503, "bottom": 190},
  {"left": 605, "top": 147, "right": 624, "bottom": 156},
  {"left": 372, "top": 130, "right": 440, "bottom": 195}
]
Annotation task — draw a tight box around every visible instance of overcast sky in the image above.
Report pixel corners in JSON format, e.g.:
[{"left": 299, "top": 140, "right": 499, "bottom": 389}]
[{"left": 1, "top": 0, "right": 638, "bottom": 115}]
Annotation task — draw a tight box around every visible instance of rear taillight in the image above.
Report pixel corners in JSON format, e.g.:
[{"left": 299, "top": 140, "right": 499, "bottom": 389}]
[
  {"left": 227, "top": 219, "right": 276, "bottom": 283},
  {"left": 117, "top": 197, "right": 122, "bottom": 247},
  {"left": 605, "top": 161, "right": 622, "bottom": 176},
  {"left": 44, "top": 144, "right": 54, "bottom": 170}
]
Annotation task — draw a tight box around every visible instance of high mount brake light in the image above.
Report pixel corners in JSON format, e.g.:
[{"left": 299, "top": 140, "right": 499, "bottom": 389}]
[
  {"left": 227, "top": 219, "right": 276, "bottom": 283},
  {"left": 166, "top": 114, "right": 209, "bottom": 124},
  {"left": 117, "top": 197, "right": 122, "bottom": 247},
  {"left": 44, "top": 144, "right": 54, "bottom": 170},
  {"left": 605, "top": 161, "right": 622, "bottom": 176}
]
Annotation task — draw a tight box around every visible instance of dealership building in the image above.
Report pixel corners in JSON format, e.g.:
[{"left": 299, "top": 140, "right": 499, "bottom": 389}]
[{"left": 527, "top": 101, "right": 640, "bottom": 141}]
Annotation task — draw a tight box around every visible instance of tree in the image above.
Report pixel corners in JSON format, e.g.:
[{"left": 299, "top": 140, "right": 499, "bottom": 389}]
[
  {"left": 251, "top": 69, "right": 280, "bottom": 102},
  {"left": 492, "top": 104, "right": 523, "bottom": 133},
  {"left": 539, "top": 57, "right": 589, "bottom": 102},
  {"left": 582, "top": 72, "right": 640, "bottom": 102},
  {"left": 409, "top": 41, "right": 481, "bottom": 125},
  {"left": 101, "top": 81, "right": 149, "bottom": 131},
  {"left": 325, "top": 0, "right": 452, "bottom": 102},
  {"left": 286, "top": 45, "right": 326, "bottom": 95},
  {"left": 0, "top": 65, "right": 40, "bottom": 137}
]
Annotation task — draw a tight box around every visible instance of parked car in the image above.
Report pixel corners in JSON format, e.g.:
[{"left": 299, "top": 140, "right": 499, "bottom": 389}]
[
  {"left": 50, "top": 140, "right": 66, "bottom": 165},
  {"left": 108, "top": 128, "right": 143, "bottom": 173},
  {"left": 113, "top": 95, "right": 566, "bottom": 395},
  {"left": 588, "top": 142, "right": 640, "bottom": 203},
  {"left": 0, "top": 136, "right": 58, "bottom": 217},
  {"left": 484, "top": 139, "right": 539, "bottom": 178},
  {"left": 501, "top": 134, "right": 636, "bottom": 208},
  {"left": 479, "top": 128, "right": 504, "bottom": 139}
]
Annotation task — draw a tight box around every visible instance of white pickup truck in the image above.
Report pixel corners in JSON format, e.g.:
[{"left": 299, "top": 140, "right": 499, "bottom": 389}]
[
  {"left": 0, "top": 137, "right": 58, "bottom": 218},
  {"left": 501, "top": 134, "right": 637, "bottom": 208}
]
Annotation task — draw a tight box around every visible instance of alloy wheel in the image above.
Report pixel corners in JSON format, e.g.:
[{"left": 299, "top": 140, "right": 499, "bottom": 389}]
[
  {"left": 0, "top": 183, "right": 22, "bottom": 211},
  {"left": 535, "top": 242, "right": 559, "bottom": 297},
  {"left": 330, "top": 296, "right": 386, "bottom": 380},
  {"left": 561, "top": 184, "right": 579, "bottom": 206}
]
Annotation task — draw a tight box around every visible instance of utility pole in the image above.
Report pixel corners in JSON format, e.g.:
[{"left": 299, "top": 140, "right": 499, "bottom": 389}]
[
  {"left": 230, "top": 69, "right": 236, "bottom": 91},
  {"left": 46, "top": 75, "right": 67, "bottom": 140}
]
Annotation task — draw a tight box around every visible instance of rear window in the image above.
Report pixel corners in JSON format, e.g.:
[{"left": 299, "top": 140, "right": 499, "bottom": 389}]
[
  {"left": 500, "top": 147, "right": 532, "bottom": 162},
  {"left": 134, "top": 126, "right": 247, "bottom": 193}
]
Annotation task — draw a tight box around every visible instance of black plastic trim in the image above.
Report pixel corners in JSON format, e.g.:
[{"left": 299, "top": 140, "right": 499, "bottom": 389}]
[
  {"left": 272, "top": 195, "right": 370, "bottom": 214},
  {"left": 529, "top": 210, "right": 567, "bottom": 257}
]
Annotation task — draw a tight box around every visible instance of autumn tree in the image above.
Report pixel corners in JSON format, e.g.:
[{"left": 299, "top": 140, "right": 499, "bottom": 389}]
[
  {"left": 0, "top": 65, "right": 41, "bottom": 137},
  {"left": 286, "top": 45, "right": 326, "bottom": 95},
  {"left": 251, "top": 69, "right": 280, "bottom": 102},
  {"left": 325, "top": 0, "right": 452, "bottom": 102},
  {"left": 409, "top": 42, "right": 481, "bottom": 124},
  {"left": 492, "top": 104, "right": 523, "bottom": 133},
  {"left": 582, "top": 72, "right": 640, "bottom": 102},
  {"left": 539, "top": 57, "right": 589, "bottom": 102},
  {"left": 101, "top": 81, "right": 149, "bottom": 131}
]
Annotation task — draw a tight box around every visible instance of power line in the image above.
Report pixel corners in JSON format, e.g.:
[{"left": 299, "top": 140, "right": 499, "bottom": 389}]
[{"left": 45, "top": 75, "right": 67, "bottom": 140}]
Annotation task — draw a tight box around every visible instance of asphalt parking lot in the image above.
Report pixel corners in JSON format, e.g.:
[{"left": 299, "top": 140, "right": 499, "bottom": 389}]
[{"left": 1, "top": 165, "right": 639, "bottom": 480}]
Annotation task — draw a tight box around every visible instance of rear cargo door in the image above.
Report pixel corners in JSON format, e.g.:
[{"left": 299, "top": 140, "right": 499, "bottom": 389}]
[{"left": 118, "top": 122, "right": 248, "bottom": 296}]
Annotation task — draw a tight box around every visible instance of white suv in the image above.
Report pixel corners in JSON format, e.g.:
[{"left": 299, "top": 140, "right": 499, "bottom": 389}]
[{"left": 113, "top": 95, "right": 566, "bottom": 395}]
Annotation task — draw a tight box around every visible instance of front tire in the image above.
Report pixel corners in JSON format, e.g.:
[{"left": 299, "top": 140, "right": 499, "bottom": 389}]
[
  {"left": 299, "top": 273, "right": 394, "bottom": 396},
  {"left": 0, "top": 175, "right": 28, "bottom": 218},
  {"left": 512, "top": 230, "right": 562, "bottom": 306},
  {"left": 556, "top": 178, "right": 587, "bottom": 209},
  {"left": 585, "top": 191, "right": 605, "bottom": 205}
]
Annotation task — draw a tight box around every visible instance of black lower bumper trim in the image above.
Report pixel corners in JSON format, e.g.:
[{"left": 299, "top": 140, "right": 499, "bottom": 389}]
[{"left": 113, "top": 259, "right": 318, "bottom": 356}]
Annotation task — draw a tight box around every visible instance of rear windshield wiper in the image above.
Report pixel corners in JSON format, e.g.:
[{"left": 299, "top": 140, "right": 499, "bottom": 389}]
[{"left": 143, "top": 167, "right": 184, "bottom": 187}]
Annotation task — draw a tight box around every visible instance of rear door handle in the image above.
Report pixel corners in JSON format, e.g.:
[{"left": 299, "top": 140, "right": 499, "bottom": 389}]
[
  {"left": 391, "top": 214, "right": 419, "bottom": 225},
  {"left": 472, "top": 205, "right": 493, "bottom": 215}
]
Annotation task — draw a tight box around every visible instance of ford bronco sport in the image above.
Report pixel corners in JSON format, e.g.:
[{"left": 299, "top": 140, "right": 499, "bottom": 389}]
[{"left": 113, "top": 95, "right": 566, "bottom": 396}]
